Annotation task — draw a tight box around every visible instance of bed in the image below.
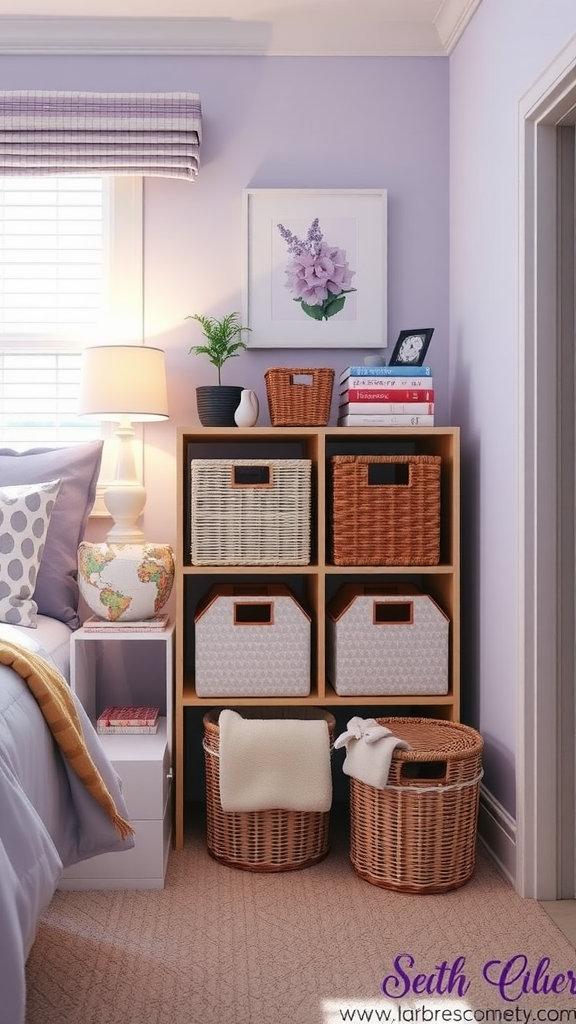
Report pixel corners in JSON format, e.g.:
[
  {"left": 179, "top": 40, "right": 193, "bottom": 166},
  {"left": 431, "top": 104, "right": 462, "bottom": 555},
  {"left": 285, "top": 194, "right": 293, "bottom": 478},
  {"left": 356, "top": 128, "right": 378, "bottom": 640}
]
[{"left": 0, "top": 441, "right": 135, "bottom": 1024}]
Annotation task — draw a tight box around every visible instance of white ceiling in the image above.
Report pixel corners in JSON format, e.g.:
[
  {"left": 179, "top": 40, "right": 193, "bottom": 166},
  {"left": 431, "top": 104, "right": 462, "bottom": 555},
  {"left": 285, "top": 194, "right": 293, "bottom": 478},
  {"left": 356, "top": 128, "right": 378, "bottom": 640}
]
[{"left": 0, "top": 0, "right": 483, "bottom": 56}]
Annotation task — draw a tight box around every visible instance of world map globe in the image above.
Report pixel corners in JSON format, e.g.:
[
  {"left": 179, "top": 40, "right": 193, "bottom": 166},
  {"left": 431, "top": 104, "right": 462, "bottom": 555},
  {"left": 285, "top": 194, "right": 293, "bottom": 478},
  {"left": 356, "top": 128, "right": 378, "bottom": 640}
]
[{"left": 78, "top": 541, "right": 174, "bottom": 621}]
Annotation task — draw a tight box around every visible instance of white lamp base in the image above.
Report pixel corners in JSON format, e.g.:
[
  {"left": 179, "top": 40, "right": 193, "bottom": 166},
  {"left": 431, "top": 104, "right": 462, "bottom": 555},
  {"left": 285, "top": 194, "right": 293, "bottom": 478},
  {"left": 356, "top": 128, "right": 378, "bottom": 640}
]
[
  {"left": 104, "top": 419, "right": 146, "bottom": 543},
  {"left": 104, "top": 482, "right": 147, "bottom": 544}
]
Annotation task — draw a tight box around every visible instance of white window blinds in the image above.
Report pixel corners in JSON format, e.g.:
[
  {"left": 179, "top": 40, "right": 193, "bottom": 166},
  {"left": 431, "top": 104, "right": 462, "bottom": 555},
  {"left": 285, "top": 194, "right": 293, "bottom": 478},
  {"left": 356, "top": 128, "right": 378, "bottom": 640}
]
[
  {"left": 0, "top": 175, "right": 104, "bottom": 340},
  {"left": 0, "top": 91, "right": 202, "bottom": 180},
  {"left": 0, "top": 351, "right": 98, "bottom": 444},
  {"left": 0, "top": 174, "right": 143, "bottom": 447}
]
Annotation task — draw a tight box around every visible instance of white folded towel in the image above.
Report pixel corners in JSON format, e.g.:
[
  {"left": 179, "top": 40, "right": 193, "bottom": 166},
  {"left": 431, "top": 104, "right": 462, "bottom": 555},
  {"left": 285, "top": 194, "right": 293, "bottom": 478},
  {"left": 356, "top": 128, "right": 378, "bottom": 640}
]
[
  {"left": 334, "top": 716, "right": 411, "bottom": 790},
  {"left": 218, "top": 709, "right": 333, "bottom": 813}
]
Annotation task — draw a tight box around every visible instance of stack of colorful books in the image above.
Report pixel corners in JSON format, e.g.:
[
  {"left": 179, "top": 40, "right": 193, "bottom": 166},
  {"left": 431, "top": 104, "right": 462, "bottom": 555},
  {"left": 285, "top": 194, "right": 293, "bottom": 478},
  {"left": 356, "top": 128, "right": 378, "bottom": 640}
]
[{"left": 338, "top": 365, "right": 434, "bottom": 426}]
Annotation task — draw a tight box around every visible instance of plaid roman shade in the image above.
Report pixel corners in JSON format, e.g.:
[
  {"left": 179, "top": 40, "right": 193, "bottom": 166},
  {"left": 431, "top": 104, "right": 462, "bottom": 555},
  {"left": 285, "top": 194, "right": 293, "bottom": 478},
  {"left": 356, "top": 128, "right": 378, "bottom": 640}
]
[{"left": 0, "top": 91, "right": 202, "bottom": 180}]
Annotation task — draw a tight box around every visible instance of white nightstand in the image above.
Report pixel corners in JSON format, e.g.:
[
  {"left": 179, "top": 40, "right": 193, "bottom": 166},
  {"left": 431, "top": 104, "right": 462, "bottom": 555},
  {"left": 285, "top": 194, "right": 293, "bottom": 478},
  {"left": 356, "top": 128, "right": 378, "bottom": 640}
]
[{"left": 59, "top": 622, "right": 174, "bottom": 891}]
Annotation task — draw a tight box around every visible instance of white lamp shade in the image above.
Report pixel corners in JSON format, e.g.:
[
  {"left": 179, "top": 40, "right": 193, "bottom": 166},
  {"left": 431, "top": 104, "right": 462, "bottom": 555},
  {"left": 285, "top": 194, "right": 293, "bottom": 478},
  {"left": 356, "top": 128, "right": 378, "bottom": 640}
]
[{"left": 79, "top": 345, "right": 168, "bottom": 421}]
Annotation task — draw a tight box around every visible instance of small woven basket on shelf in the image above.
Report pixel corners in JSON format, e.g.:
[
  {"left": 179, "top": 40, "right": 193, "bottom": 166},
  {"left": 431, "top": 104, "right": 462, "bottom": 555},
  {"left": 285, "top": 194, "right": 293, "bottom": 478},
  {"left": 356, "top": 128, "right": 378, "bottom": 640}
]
[
  {"left": 330, "top": 454, "right": 441, "bottom": 565},
  {"left": 349, "top": 717, "right": 483, "bottom": 893},
  {"left": 265, "top": 367, "right": 334, "bottom": 426},
  {"left": 203, "top": 707, "right": 335, "bottom": 872}
]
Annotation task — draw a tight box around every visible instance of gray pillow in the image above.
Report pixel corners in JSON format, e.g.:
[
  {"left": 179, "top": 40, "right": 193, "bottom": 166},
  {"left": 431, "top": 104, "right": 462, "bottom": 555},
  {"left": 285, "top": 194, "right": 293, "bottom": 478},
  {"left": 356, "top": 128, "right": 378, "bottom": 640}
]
[{"left": 0, "top": 441, "right": 104, "bottom": 629}]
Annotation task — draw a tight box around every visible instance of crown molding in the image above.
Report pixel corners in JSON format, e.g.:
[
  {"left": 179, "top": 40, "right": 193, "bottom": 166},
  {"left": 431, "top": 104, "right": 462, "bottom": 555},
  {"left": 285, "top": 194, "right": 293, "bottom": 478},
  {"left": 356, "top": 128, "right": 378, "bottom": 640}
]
[
  {"left": 434, "top": 0, "right": 483, "bottom": 54},
  {"left": 264, "top": 20, "right": 446, "bottom": 58},
  {"left": 0, "top": 7, "right": 481, "bottom": 57},
  {"left": 0, "top": 17, "right": 271, "bottom": 55}
]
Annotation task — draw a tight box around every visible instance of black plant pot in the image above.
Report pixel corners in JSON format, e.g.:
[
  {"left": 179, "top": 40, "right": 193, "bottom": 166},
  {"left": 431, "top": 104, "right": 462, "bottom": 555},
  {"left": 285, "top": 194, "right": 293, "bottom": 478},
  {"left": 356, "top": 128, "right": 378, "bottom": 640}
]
[{"left": 196, "top": 385, "right": 244, "bottom": 427}]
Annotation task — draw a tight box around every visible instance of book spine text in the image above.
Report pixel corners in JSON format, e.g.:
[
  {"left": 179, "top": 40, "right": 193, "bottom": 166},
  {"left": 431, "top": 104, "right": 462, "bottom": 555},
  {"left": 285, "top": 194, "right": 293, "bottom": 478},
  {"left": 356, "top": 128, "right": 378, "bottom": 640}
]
[
  {"left": 337, "top": 413, "right": 435, "bottom": 426},
  {"left": 339, "top": 365, "right": 432, "bottom": 381},
  {"left": 340, "top": 377, "right": 433, "bottom": 391},
  {"left": 339, "top": 402, "right": 434, "bottom": 415},
  {"left": 343, "top": 388, "right": 434, "bottom": 403}
]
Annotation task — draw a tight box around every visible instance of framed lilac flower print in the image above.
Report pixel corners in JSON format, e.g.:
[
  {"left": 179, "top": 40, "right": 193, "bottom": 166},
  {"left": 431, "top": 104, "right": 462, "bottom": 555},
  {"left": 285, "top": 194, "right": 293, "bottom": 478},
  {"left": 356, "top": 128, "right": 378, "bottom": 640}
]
[{"left": 243, "top": 188, "right": 387, "bottom": 348}]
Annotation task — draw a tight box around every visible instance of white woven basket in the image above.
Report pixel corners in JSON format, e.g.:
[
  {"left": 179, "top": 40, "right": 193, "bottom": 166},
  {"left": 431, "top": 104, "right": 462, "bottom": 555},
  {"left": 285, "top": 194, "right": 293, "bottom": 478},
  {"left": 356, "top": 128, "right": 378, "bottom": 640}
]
[
  {"left": 190, "top": 459, "right": 311, "bottom": 565},
  {"left": 194, "top": 584, "right": 311, "bottom": 697}
]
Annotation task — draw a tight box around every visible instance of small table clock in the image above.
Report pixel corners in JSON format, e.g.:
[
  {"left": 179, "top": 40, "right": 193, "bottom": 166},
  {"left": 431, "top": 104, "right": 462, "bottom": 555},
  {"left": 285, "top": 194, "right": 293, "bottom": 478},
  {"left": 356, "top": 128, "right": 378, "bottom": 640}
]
[{"left": 388, "top": 328, "right": 434, "bottom": 367}]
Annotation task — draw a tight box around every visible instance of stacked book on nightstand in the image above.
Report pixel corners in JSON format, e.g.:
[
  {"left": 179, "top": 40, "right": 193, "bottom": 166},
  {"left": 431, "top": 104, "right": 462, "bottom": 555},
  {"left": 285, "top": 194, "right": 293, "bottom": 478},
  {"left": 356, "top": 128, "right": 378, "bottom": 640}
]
[
  {"left": 97, "top": 706, "right": 160, "bottom": 735},
  {"left": 83, "top": 613, "right": 169, "bottom": 633},
  {"left": 338, "top": 365, "right": 434, "bottom": 426}
]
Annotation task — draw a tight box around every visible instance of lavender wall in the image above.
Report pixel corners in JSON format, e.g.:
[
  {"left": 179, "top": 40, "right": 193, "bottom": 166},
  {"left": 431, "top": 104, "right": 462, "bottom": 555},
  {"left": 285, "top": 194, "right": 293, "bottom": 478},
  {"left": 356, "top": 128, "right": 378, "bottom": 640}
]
[
  {"left": 2, "top": 52, "right": 449, "bottom": 550},
  {"left": 450, "top": 1, "right": 576, "bottom": 814},
  {"left": 7, "top": 8, "right": 576, "bottom": 834}
]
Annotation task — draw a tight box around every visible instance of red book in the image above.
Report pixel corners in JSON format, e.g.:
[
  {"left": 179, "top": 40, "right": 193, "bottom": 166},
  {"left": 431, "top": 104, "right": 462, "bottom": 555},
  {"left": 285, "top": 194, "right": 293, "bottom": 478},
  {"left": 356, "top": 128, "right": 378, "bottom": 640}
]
[
  {"left": 345, "top": 388, "right": 434, "bottom": 403},
  {"left": 97, "top": 705, "right": 159, "bottom": 728}
]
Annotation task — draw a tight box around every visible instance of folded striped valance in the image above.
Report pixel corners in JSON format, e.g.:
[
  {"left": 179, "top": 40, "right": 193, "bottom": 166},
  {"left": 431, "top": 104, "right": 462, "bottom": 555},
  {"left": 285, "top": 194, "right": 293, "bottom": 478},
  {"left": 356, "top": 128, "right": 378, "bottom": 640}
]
[{"left": 0, "top": 91, "right": 202, "bottom": 180}]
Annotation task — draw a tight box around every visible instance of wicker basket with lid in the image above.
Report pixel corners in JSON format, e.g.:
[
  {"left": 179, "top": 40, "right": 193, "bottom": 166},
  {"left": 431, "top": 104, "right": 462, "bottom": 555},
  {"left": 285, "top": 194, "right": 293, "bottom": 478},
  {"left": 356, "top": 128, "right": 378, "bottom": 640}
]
[{"left": 349, "top": 717, "right": 483, "bottom": 893}]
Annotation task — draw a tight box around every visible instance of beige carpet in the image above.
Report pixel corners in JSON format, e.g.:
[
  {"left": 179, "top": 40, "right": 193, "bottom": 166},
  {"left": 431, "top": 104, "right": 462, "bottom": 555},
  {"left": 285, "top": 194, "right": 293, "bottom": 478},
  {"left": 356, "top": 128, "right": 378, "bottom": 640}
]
[{"left": 26, "top": 807, "right": 576, "bottom": 1024}]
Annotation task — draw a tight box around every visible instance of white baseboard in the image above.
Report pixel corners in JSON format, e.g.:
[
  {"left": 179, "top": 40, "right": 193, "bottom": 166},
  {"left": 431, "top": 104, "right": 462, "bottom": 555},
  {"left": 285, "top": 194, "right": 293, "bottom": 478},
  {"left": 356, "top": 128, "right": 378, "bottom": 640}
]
[{"left": 478, "top": 784, "right": 516, "bottom": 887}]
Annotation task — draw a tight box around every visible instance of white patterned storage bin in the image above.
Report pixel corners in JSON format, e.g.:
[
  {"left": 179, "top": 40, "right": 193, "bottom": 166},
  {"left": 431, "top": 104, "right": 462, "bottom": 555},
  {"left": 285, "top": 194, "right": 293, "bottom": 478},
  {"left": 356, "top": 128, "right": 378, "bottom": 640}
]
[
  {"left": 190, "top": 459, "right": 311, "bottom": 565},
  {"left": 194, "top": 583, "right": 311, "bottom": 697},
  {"left": 326, "top": 583, "right": 449, "bottom": 696}
]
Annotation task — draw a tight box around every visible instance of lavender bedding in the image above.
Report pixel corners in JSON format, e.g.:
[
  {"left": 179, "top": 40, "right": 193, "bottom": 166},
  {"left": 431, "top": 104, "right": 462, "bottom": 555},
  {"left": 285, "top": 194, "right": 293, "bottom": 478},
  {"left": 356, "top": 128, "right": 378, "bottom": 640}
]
[{"left": 0, "top": 621, "right": 134, "bottom": 1024}]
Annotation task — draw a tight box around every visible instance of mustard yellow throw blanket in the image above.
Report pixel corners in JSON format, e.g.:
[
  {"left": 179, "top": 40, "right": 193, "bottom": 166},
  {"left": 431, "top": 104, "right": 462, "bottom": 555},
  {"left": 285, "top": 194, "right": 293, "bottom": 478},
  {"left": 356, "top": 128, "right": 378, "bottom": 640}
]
[{"left": 0, "top": 639, "right": 134, "bottom": 840}]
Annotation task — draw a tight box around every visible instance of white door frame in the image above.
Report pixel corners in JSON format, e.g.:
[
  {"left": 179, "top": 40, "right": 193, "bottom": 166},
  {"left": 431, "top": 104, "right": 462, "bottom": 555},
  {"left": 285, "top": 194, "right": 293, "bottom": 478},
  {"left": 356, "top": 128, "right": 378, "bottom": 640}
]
[{"left": 517, "top": 34, "right": 576, "bottom": 899}]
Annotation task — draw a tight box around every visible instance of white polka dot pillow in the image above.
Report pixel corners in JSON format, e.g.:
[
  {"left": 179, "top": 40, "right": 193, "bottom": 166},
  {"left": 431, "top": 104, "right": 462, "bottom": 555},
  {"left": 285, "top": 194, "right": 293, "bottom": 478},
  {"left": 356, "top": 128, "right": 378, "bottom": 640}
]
[{"left": 0, "top": 479, "right": 61, "bottom": 627}]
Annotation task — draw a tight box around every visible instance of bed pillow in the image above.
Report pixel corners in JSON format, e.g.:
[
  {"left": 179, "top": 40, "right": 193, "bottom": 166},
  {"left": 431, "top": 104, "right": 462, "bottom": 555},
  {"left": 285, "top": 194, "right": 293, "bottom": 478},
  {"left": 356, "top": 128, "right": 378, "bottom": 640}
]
[
  {"left": 0, "top": 440, "right": 104, "bottom": 629},
  {"left": 0, "top": 478, "right": 61, "bottom": 627}
]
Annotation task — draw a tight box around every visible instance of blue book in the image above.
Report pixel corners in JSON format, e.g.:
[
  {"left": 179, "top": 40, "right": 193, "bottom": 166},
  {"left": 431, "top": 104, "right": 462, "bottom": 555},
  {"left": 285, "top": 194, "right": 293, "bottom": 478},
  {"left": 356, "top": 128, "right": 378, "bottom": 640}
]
[{"left": 340, "top": 365, "right": 433, "bottom": 382}]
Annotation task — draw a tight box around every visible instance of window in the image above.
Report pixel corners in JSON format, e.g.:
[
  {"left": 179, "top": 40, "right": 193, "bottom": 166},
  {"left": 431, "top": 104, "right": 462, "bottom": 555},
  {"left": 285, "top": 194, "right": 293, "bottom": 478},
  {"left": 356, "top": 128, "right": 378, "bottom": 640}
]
[
  {"left": 0, "top": 175, "right": 143, "bottom": 446},
  {"left": 0, "top": 176, "right": 104, "bottom": 339},
  {"left": 0, "top": 350, "right": 91, "bottom": 445}
]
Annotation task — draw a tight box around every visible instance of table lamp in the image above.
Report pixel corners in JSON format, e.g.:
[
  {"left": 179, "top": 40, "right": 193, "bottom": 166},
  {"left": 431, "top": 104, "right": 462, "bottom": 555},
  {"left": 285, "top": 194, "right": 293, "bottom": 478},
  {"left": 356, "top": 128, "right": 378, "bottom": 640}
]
[{"left": 78, "top": 344, "right": 168, "bottom": 544}]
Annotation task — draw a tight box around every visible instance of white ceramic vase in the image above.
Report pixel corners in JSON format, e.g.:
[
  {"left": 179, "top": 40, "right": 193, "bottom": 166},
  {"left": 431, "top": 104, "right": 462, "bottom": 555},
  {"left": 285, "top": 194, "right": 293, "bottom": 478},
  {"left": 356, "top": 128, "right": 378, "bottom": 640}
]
[{"left": 234, "top": 388, "right": 259, "bottom": 427}]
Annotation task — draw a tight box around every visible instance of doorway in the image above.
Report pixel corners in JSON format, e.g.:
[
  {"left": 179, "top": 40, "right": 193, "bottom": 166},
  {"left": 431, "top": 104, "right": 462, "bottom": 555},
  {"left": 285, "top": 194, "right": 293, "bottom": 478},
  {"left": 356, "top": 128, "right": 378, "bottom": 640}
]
[{"left": 518, "top": 39, "right": 576, "bottom": 899}]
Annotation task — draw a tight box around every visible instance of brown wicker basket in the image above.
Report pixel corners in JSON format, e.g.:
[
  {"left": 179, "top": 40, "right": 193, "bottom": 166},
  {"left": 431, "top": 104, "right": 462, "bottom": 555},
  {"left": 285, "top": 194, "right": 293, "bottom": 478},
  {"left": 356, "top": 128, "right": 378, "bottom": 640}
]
[
  {"left": 265, "top": 367, "right": 334, "bottom": 426},
  {"left": 203, "top": 708, "right": 335, "bottom": 871},
  {"left": 330, "top": 454, "right": 441, "bottom": 565},
  {"left": 349, "top": 717, "right": 483, "bottom": 893}
]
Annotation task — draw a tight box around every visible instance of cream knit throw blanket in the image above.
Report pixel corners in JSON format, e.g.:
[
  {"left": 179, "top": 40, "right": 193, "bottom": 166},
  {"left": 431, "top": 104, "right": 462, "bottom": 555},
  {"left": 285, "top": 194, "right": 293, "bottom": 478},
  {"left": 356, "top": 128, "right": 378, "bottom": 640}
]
[
  {"left": 218, "top": 709, "right": 333, "bottom": 813},
  {"left": 0, "top": 639, "right": 134, "bottom": 840}
]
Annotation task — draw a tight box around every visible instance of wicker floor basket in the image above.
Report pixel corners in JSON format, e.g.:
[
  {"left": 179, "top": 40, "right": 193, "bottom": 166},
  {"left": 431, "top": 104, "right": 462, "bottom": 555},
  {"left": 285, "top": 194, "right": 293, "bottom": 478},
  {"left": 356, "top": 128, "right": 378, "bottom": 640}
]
[
  {"left": 331, "top": 454, "right": 441, "bottom": 565},
  {"left": 203, "top": 708, "right": 335, "bottom": 872},
  {"left": 265, "top": 367, "right": 334, "bottom": 426},
  {"left": 349, "top": 717, "right": 483, "bottom": 893}
]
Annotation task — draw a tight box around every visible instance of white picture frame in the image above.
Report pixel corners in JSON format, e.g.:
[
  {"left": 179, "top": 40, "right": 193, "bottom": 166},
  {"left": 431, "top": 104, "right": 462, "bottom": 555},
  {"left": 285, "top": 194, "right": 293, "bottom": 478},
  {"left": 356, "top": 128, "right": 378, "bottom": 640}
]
[{"left": 243, "top": 188, "right": 387, "bottom": 349}]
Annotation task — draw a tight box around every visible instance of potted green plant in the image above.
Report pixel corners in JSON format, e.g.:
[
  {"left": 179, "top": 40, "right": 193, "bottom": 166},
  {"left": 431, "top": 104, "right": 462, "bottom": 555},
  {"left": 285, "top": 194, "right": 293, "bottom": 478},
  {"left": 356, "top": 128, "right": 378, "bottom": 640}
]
[{"left": 186, "top": 311, "right": 251, "bottom": 426}]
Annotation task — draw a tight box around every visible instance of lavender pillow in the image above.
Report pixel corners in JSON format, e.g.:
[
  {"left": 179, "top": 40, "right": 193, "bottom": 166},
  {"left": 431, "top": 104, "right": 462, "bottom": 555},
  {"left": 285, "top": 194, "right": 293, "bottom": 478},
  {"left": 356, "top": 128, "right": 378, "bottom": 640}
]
[{"left": 0, "top": 441, "right": 104, "bottom": 629}]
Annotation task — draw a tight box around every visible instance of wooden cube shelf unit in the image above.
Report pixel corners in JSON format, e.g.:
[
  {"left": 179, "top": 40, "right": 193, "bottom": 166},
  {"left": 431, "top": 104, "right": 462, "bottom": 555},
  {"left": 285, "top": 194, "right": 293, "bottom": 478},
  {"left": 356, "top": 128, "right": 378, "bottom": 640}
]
[{"left": 174, "top": 426, "right": 460, "bottom": 849}]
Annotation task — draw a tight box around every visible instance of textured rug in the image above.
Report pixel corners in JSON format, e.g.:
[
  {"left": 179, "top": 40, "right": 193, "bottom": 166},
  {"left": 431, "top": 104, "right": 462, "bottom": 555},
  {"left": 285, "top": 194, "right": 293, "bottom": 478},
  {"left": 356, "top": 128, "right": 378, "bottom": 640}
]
[{"left": 25, "top": 806, "right": 576, "bottom": 1024}]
